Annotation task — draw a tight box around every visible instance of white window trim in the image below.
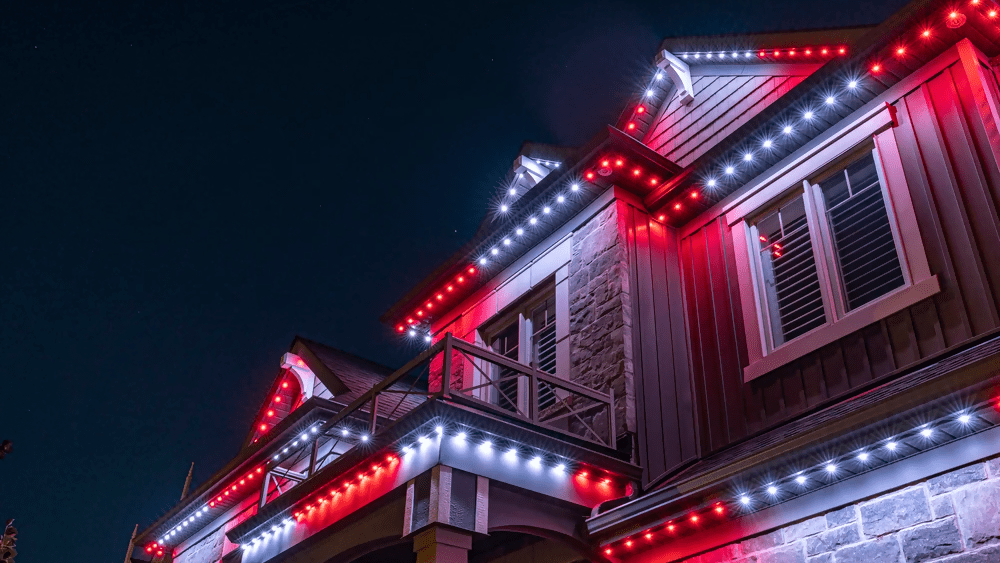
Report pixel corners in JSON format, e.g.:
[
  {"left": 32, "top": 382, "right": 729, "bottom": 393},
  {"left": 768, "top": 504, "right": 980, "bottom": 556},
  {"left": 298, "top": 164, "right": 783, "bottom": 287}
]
[{"left": 729, "top": 103, "right": 939, "bottom": 382}]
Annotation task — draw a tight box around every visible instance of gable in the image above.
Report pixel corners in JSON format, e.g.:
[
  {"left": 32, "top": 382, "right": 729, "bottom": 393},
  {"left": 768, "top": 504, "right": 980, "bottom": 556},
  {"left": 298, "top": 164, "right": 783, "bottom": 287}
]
[{"left": 643, "top": 64, "right": 819, "bottom": 167}]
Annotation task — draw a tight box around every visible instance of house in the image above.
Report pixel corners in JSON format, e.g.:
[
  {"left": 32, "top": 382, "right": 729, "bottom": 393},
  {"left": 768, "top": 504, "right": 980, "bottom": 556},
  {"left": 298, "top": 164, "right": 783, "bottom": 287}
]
[{"left": 131, "top": 0, "right": 1000, "bottom": 561}]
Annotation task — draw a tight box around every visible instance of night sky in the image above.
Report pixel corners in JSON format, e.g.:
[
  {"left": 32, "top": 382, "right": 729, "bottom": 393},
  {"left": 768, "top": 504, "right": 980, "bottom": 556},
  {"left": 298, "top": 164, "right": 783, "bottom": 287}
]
[{"left": 1, "top": 1, "right": 908, "bottom": 560}]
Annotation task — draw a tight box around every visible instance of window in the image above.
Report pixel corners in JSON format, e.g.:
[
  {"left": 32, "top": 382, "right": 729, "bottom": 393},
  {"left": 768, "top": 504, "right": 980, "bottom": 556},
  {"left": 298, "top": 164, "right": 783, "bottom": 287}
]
[
  {"left": 483, "top": 288, "right": 558, "bottom": 413},
  {"left": 728, "top": 104, "right": 938, "bottom": 381},
  {"left": 750, "top": 148, "right": 907, "bottom": 349}
]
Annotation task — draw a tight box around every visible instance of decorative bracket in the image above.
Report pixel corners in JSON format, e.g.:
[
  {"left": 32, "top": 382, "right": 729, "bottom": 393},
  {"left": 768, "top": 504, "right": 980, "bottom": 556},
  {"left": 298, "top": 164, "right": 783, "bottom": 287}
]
[{"left": 654, "top": 49, "right": 694, "bottom": 105}]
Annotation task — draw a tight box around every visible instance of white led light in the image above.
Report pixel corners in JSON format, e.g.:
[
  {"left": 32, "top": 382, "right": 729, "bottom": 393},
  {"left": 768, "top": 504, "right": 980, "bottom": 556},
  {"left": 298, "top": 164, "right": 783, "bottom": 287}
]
[
  {"left": 419, "top": 435, "right": 429, "bottom": 444},
  {"left": 707, "top": 179, "right": 717, "bottom": 187},
  {"left": 503, "top": 238, "right": 511, "bottom": 246},
  {"left": 516, "top": 228, "right": 524, "bottom": 236},
  {"left": 745, "top": 52, "right": 752, "bottom": 58},
  {"left": 183, "top": 521, "right": 189, "bottom": 527},
  {"left": 959, "top": 413, "right": 972, "bottom": 424},
  {"left": 479, "top": 257, "right": 487, "bottom": 265},
  {"left": 655, "top": 72, "right": 663, "bottom": 80},
  {"left": 766, "top": 485, "right": 778, "bottom": 495},
  {"left": 743, "top": 153, "right": 753, "bottom": 162},
  {"left": 490, "top": 248, "right": 499, "bottom": 255},
  {"left": 283, "top": 447, "right": 290, "bottom": 453},
  {"left": 646, "top": 89, "right": 654, "bottom": 97},
  {"left": 719, "top": 53, "right": 726, "bottom": 59},
  {"left": 920, "top": 427, "right": 933, "bottom": 438},
  {"left": 500, "top": 204, "right": 508, "bottom": 212},
  {"left": 509, "top": 188, "right": 517, "bottom": 196},
  {"left": 826, "top": 463, "right": 837, "bottom": 474},
  {"left": 762, "top": 139, "right": 773, "bottom": 148},
  {"left": 694, "top": 53, "right": 700, "bottom": 59},
  {"left": 739, "top": 495, "right": 751, "bottom": 505},
  {"left": 311, "top": 427, "right": 318, "bottom": 433},
  {"left": 682, "top": 53, "right": 689, "bottom": 59},
  {"left": 402, "top": 445, "right": 412, "bottom": 454},
  {"left": 455, "top": 431, "right": 467, "bottom": 441},
  {"left": 531, "top": 455, "right": 542, "bottom": 465},
  {"left": 272, "top": 526, "right": 280, "bottom": 533},
  {"left": 804, "top": 110, "right": 814, "bottom": 120},
  {"left": 435, "top": 425, "right": 444, "bottom": 434},
  {"left": 571, "top": 183, "right": 580, "bottom": 191},
  {"left": 284, "top": 518, "right": 293, "bottom": 526},
  {"left": 825, "top": 96, "right": 835, "bottom": 105},
  {"left": 360, "top": 434, "right": 369, "bottom": 442},
  {"left": 505, "top": 447, "right": 518, "bottom": 460},
  {"left": 517, "top": 173, "right": 523, "bottom": 178},
  {"left": 848, "top": 80, "right": 858, "bottom": 88},
  {"left": 783, "top": 125, "right": 793, "bottom": 134},
  {"left": 886, "top": 440, "right": 898, "bottom": 451},
  {"left": 857, "top": 451, "right": 870, "bottom": 462},
  {"left": 725, "top": 166, "right": 735, "bottom": 175},
  {"left": 176, "top": 526, "right": 183, "bottom": 532},
  {"left": 341, "top": 429, "right": 349, "bottom": 437},
  {"left": 557, "top": 195, "right": 565, "bottom": 203},
  {"left": 423, "top": 335, "right": 432, "bottom": 343},
  {"left": 189, "top": 516, "right": 195, "bottom": 523},
  {"left": 480, "top": 440, "right": 492, "bottom": 451},
  {"left": 733, "top": 51, "right": 739, "bottom": 57},
  {"left": 554, "top": 463, "right": 566, "bottom": 472},
  {"left": 293, "top": 441, "right": 299, "bottom": 446},
  {"left": 541, "top": 205, "right": 551, "bottom": 214},
  {"left": 706, "top": 53, "right": 712, "bottom": 59},
  {"left": 796, "top": 475, "right": 807, "bottom": 485},
  {"left": 301, "top": 433, "right": 308, "bottom": 441},
  {"left": 158, "top": 539, "right": 165, "bottom": 545},
  {"left": 529, "top": 217, "right": 538, "bottom": 225}
]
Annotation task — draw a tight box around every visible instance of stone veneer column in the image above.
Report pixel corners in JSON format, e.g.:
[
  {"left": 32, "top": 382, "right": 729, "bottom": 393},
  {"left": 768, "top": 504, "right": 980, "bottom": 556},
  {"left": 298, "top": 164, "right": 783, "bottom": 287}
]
[{"left": 568, "top": 200, "right": 635, "bottom": 447}]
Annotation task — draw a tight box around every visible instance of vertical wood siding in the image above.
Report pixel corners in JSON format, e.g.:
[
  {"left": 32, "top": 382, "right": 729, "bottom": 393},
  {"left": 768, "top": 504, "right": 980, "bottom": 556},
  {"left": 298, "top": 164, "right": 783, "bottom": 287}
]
[{"left": 638, "top": 58, "right": 1000, "bottom": 478}]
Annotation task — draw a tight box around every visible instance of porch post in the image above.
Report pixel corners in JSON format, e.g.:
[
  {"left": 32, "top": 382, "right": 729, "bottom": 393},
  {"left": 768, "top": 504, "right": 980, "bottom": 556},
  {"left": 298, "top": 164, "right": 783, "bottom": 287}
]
[{"left": 412, "top": 526, "right": 473, "bottom": 563}]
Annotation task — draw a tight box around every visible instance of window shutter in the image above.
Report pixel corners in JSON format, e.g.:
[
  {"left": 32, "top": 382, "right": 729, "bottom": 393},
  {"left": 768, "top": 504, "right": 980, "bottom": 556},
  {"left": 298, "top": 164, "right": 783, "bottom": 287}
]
[
  {"left": 757, "top": 195, "right": 827, "bottom": 346},
  {"left": 821, "top": 153, "right": 905, "bottom": 310},
  {"left": 531, "top": 297, "right": 557, "bottom": 410}
]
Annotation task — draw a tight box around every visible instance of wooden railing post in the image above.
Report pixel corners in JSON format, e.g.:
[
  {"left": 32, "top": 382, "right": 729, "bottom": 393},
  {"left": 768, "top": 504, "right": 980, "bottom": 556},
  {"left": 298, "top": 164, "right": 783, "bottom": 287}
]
[
  {"left": 608, "top": 386, "right": 616, "bottom": 451},
  {"left": 369, "top": 393, "right": 380, "bottom": 435},
  {"left": 528, "top": 371, "right": 539, "bottom": 422},
  {"left": 441, "top": 333, "right": 453, "bottom": 398}
]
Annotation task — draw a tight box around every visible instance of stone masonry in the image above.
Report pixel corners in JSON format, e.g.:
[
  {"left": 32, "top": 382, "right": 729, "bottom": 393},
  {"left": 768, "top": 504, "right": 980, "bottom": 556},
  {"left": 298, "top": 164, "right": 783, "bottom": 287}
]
[
  {"left": 568, "top": 200, "right": 636, "bottom": 442},
  {"left": 680, "top": 453, "right": 1000, "bottom": 563}
]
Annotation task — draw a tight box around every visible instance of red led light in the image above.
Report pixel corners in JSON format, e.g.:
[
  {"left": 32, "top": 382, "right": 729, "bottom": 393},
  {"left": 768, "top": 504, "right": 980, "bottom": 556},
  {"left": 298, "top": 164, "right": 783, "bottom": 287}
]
[
  {"left": 416, "top": 310, "right": 424, "bottom": 317},
  {"left": 821, "top": 48, "right": 829, "bottom": 55},
  {"left": 240, "top": 479, "right": 245, "bottom": 485},
  {"left": 715, "top": 505, "right": 725, "bottom": 514},
  {"left": 625, "top": 540, "right": 633, "bottom": 547},
  {"left": 605, "top": 548, "right": 613, "bottom": 555},
  {"left": 232, "top": 485, "right": 237, "bottom": 491},
  {"left": 773, "top": 50, "right": 780, "bottom": 56},
  {"left": 645, "top": 532, "right": 652, "bottom": 540},
  {"left": 224, "top": 491, "right": 230, "bottom": 496},
  {"left": 259, "top": 423, "right": 267, "bottom": 431},
  {"left": 922, "top": 29, "right": 931, "bottom": 37},
  {"left": 257, "top": 467, "right": 263, "bottom": 473},
  {"left": 668, "top": 524, "right": 676, "bottom": 532},
  {"left": 950, "top": 10, "right": 959, "bottom": 17},
  {"left": 468, "top": 266, "right": 476, "bottom": 274},
  {"left": 146, "top": 546, "right": 153, "bottom": 553},
  {"left": 758, "top": 50, "right": 766, "bottom": 57},
  {"left": 601, "top": 160, "right": 610, "bottom": 167},
  {"left": 267, "top": 409, "right": 275, "bottom": 417},
  {"left": 602, "top": 478, "right": 611, "bottom": 485},
  {"left": 805, "top": 49, "right": 812, "bottom": 55},
  {"left": 650, "top": 178, "right": 658, "bottom": 185},
  {"left": 407, "top": 317, "right": 415, "bottom": 324},
  {"left": 579, "top": 471, "right": 588, "bottom": 478},
  {"left": 217, "top": 496, "right": 222, "bottom": 502},
  {"left": 990, "top": 10, "right": 998, "bottom": 17},
  {"left": 839, "top": 47, "right": 846, "bottom": 54},
  {"left": 896, "top": 46, "right": 906, "bottom": 56},
  {"left": 436, "top": 293, "right": 443, "bottom": 300},
  {"left": 759, "top": 235, "right": 767, "bottom": 242},
  {"left": 627, "top": 122, "right": 636, "bottom": 130},
  {"left": 691, "top": 515, "right": 700, "bottom": 523},
  {"left": 615, "top": 159, "right": 623, "bottom": 166},
  {"left": 209, "top": 501, "right": 215, "bottom": 507},
  {"left": 636, "top": 105, "right": 646, "bottom": 114},
  {"left": 632, "top": 168, "right": 641, "bottom": 176},
  {"left": 446, "top": 285, "right": 453, "bottom": 291},
  {"left": 674, "top": 203, "right": 682, "bottom": 210},
  {"left": 872, "top": 63, "right": 882, "bottom": 73},
  {"left": 586, "top": 172, "right": 595, "bottom": 179},
  {"left": 397, "top": 323, "right": 405, "bottom": 332},
  {"left": 690, "top": 191, "right": 699, "bottom": 199},
  {"left": 789, "top": 49, "right": 796, "bottom": 56},
  {"left": 458, "top": 276, "right": 465, "bottom": 282},
  {"left": 274, "top": 396, "right": 281, "bottom": 403},
  {"left": 658, "top": 214, "right": 665, "bottom": 221},
  {"left": 157, "top": 551, "right": 163, "bottom": 557},
  {"left": 426, "top": 302, "right": 433, "bottom": 309}
]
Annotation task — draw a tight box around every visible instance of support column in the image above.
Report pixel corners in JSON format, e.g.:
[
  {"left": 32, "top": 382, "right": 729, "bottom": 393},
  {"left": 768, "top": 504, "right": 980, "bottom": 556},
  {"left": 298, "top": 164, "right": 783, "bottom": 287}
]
[{"left": 412, "top": 526, "right": 472, "bottom": 563}]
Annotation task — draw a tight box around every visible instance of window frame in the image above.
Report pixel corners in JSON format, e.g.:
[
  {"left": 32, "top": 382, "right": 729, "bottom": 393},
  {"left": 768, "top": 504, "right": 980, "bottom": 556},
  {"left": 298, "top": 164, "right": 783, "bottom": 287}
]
[{"left": 727, "top": 102, "right": 939, "bottom": 382}]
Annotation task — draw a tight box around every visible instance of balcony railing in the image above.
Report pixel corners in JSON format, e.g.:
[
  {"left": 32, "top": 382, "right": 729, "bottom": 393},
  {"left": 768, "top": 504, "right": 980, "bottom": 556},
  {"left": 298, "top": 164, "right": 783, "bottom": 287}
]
[{"left": 255, "top": 333, "right": 616, "bottom": 509}]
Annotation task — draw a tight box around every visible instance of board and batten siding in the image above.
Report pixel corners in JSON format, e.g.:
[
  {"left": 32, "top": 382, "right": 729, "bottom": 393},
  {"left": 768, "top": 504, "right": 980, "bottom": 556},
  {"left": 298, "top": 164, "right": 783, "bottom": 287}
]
[
  {"left": 636, "top": 45, "right": 1000, "bottom": 482},
  {"left": 643, "top": 65, "right": 818, "bottom": 168}
]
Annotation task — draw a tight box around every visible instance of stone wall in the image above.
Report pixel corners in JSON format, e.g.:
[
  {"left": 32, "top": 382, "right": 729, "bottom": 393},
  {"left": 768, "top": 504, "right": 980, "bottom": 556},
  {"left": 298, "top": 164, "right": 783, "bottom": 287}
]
[
  {"left": 568, "top": 200, "right": 635, "bottom": 440},
  {"left": 685, "top": 454, "right": 1000, "bottom": 563}
]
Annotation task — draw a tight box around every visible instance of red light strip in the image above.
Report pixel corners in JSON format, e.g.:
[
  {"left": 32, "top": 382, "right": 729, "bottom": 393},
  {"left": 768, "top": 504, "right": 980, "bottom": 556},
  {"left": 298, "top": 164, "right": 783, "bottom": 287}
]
[{"left": 674, "top": 46, "right": 847, "bottom": 60}]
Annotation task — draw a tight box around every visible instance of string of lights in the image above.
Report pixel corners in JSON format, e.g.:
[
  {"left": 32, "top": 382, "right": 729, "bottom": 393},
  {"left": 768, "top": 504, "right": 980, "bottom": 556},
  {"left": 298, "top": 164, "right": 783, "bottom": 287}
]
[{"left": 601, "top": 403, "right": 999, "bottom": 557}]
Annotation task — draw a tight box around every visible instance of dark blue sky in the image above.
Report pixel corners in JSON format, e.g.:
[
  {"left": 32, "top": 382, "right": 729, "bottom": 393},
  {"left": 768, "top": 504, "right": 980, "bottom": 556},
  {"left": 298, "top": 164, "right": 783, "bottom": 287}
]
[{"left": 0, "top": 1, "right": 907, "bottom": 560}]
